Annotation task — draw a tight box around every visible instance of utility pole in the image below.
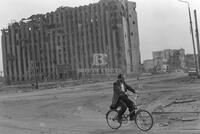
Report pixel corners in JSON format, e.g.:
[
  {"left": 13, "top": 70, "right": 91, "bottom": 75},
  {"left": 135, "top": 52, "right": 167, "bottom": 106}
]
[
  {"left": 178, "top": 0, "right": 198, "bottom": 74},
  {"left": 194, "top": 10, "right": 200, "bottom": 74}
]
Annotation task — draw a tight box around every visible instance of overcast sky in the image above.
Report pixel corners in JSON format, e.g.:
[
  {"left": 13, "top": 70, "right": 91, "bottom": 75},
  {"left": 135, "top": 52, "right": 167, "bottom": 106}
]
[{"left": 0, "top": 0, "right": 200, "bottom": 71}]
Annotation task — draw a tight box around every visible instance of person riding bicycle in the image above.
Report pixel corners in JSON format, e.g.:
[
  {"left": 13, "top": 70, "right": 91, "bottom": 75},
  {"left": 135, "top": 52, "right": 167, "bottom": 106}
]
[{"left": 110, "top": 74, "right": 137, "bottom": 121}]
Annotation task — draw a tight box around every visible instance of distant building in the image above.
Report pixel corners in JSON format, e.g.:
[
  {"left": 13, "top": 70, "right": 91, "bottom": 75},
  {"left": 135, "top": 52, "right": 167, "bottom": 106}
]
[
  {"left": 143, "top": 59, "right": 153, "bottom": 72},
  {"left": 153, "top": 49, "right": 171, "bottom": 63},
  {"left": 178, "top": 49, "right": 186, "bottom": 69},
  {"left": 185, "top": 54, "right": 196, "bottom": 69},
  {"left": 152, "top": 49, "right": 185, "bottom": 72},
  {"left": 1, "top": 0, "right": 141, "bottom": 84}
]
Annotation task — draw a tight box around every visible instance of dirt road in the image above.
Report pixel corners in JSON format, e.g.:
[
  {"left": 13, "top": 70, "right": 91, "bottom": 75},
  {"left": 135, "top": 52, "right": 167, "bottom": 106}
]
[{"left": 0, "top": 73, "right": 200, "bottom": 134}]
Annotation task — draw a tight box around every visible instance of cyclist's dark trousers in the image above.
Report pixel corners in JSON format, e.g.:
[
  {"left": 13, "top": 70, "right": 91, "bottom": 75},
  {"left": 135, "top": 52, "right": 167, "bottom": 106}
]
[{"left": 117, "top": 95, "right": 136, "bottom": 119}]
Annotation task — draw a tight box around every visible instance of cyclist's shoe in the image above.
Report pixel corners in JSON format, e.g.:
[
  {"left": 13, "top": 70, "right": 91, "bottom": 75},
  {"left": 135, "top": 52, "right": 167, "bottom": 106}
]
[
  {"left": 130, "top": 116, "right": 135, "bottom": 121},
  {"left": 115, "top": 116, "right": 122, "bottom": 123},
  {"left": 130, "top": 113, "right": 136, "bottom": 121},
  {"left": 118, "top": 119, "right": 122, "bottom": 123},
  {"left": 130, "top": 110, "right": 136, "bottom": 121}
]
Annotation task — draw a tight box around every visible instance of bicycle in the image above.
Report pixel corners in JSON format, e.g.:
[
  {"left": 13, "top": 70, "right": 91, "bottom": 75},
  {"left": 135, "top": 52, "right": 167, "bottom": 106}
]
[{"left": 106, "top": 92, "right": 153, "bottom": 131}]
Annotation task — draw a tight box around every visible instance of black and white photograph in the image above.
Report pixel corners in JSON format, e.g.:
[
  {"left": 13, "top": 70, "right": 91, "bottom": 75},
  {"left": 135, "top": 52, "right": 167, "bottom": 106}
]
[{"left": 0, "top": 0, "right": 200, "bottom": 133}]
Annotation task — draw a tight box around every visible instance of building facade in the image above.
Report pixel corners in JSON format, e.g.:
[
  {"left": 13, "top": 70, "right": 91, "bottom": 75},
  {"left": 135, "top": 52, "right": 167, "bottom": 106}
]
[
  {"left": 143, "top": 59, "right": 153, "bottom": 72},
  {"left": 152, "top": 49, "right": 185, "bottom": 72},
  {"left": 153, "top": 49, "right": 171, "bottom": 63},
  {"left": 185, "top": 54, "right": 196, "bottom": 70},
  {"left": 1, "top": 0, "right": 140, "bottom": 83}
]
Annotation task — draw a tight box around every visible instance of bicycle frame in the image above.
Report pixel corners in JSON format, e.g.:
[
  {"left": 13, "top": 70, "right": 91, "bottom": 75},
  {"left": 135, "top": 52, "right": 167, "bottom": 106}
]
[
  {"left": 106, "top": 83, "right": 153, "bottom": 131},
  {"left": 121, "top": 95, "right": 138, "bottom": 120},
  {"left": 123, "top": 110, "right": 135, "bottom": 119}
]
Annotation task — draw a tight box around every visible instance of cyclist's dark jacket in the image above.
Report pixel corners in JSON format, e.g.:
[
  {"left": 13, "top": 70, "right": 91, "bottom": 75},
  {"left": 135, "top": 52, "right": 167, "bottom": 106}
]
[{"left": 111, "top": 80, "right": 136, "bottom": 108}]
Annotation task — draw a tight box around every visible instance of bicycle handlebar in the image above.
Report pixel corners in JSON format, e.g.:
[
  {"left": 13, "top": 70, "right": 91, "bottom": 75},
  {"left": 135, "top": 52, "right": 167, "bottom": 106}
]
[{"left": 126, "top": 92, "right": 138, "bottom": 98}]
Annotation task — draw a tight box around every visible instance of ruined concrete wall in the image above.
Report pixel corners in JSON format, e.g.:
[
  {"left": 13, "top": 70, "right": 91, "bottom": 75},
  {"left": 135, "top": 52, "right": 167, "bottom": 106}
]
[
  {"left": 127, "top": 1, "right": 141, "bottom": 75},
  {"left": 1, "top": 0, "right": 141, "bottom": 84}
]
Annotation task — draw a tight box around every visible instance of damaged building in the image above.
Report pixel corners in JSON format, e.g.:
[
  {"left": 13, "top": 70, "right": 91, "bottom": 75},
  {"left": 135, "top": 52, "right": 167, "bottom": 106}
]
[{"left": 1, "top": 0, "right": 140, "bottom": 84}]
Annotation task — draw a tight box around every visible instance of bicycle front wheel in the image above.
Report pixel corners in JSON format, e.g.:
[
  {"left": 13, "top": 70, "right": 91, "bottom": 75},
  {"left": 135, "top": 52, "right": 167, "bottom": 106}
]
[
  {"left": 106, "top": 109, "right": 122, "bottom": 129},
  {"left": 135, "top": 109, "right": 153, "bottom": 131}
]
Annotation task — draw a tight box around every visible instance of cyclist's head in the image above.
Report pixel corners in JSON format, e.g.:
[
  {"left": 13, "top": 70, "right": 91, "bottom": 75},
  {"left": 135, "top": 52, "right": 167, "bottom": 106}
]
[{"left": 118, "top": 74, "right": 125, "bottom": 83}]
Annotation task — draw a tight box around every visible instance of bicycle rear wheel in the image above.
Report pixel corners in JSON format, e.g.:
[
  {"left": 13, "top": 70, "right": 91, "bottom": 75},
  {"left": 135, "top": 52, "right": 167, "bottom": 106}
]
[
  {"left": 106, "top": 109, "right": 122, "bottom": 129},
  {"left": 135, "top": 109, "right": 153, "bottom": 131}
]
